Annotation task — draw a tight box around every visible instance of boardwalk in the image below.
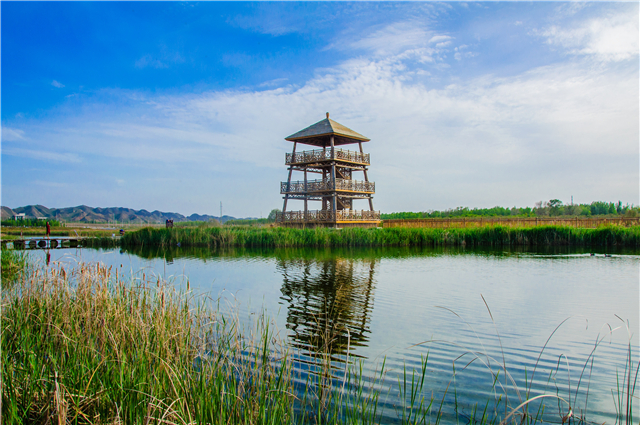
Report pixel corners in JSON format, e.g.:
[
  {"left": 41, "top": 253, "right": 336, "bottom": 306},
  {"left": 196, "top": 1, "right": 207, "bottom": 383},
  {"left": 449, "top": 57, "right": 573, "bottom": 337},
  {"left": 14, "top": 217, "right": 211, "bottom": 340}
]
[
  {"left": 383, "top": 216, "right": 640, "bottom": 229},
  {"left": 2, "top": 237, "right": 86, "bottom": 249}
]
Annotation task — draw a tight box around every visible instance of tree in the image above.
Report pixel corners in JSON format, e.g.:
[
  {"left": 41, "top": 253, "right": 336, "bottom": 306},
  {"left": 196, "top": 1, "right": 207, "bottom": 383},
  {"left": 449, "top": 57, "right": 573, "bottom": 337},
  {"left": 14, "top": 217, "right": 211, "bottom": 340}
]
[
  {"left": 548, "top": 199, "right": 563, "bottom": 216},
  {"left": 267, "top": 209, "right": 281, "bottom": 222}
]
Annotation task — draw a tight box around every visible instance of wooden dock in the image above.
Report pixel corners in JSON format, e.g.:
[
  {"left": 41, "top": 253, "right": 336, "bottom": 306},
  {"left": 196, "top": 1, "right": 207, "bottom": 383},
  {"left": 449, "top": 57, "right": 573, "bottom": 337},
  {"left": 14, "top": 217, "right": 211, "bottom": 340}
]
[{"left": 1, "top": 237, "right": 86, "bottom": 250}]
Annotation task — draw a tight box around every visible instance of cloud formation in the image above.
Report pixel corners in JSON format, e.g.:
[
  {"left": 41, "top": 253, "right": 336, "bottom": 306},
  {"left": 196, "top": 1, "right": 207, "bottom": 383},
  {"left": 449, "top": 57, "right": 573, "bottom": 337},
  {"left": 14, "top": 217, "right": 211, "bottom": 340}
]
[
  {"left": 3, "top": 147, "right": 81, "bottom": 163},
  {"left": 2, "top": 127, "right": 28, "bottom": 141},
  {"left": 540, "top": 11, "right": 638, "bottom": 62}
]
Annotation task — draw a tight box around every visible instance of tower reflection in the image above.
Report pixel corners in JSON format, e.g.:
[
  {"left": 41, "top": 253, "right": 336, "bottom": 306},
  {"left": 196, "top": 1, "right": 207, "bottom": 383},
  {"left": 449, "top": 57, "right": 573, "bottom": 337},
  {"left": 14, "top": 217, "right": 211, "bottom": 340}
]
[{"left": 277, "top": 256, "right": 378, "bottom": 360}]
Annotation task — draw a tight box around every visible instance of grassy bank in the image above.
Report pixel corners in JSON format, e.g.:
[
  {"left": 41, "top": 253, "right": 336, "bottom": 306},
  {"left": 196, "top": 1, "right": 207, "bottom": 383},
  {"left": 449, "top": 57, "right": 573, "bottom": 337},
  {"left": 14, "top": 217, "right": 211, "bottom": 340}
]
[{"left": 120, "top": 224, "right": 640, "bottom": 249}]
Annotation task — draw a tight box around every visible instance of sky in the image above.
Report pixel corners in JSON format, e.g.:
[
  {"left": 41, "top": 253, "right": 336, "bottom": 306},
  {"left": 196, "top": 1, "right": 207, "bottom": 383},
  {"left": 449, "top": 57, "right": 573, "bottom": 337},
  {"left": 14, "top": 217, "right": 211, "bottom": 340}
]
[{"left": 1, "top": 2, "right": 638, "bottom": 218}]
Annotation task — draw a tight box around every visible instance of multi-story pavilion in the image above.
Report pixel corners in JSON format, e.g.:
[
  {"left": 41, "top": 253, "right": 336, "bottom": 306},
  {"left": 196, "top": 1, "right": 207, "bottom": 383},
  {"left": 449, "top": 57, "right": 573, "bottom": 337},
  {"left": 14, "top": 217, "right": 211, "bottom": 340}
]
[{"left": 276, "top": 113, "right": 381, "bottom": 228}]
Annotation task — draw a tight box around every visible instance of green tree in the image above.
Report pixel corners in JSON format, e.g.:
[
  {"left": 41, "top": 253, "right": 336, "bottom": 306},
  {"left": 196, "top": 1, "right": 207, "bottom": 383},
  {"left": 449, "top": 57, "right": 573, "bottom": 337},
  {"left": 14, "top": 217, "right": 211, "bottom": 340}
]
[{"left": 267, "top": 209, "right": 281, "bottom": 222}]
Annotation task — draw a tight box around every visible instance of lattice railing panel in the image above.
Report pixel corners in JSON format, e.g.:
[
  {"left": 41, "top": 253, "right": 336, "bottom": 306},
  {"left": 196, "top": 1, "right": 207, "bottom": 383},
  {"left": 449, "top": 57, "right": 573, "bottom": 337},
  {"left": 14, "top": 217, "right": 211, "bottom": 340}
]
[
  {"left": 281, "top": 179, "right": 375, "bottom": 194},
  {"left": 276, "top": 210, "right": 381, "bottom": 223},
  {"left": 286, "top": 148, "right": 370, "bottom": 165}
]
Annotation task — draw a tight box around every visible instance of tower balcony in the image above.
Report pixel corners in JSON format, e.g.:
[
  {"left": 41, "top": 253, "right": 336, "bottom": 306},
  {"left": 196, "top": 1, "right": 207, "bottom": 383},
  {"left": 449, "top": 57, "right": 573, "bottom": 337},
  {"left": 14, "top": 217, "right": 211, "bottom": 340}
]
[
  {"left": 281, "top": 178, "right": 375, "bottom": 194},
  {"left": 276, "top": 209, "right": 381, "bottom": 224},
  {"left": 285, "top": 148, "right": 370, "bottom": 166}
]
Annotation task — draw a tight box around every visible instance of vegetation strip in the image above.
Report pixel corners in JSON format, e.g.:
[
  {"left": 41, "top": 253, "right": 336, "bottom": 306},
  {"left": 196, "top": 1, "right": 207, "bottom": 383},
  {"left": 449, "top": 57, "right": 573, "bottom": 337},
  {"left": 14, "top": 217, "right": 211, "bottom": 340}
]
[{"left": 120, "top": 225, "right": 640, "bottom": 248}]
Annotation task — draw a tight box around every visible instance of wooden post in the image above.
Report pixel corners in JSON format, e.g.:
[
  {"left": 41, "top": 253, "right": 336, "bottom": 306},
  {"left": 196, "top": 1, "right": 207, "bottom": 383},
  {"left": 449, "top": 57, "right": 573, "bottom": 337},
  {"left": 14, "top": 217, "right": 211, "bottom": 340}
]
[
  {"left": 282, "top": 142, "right": 297, "bottom": 214},
  {"left": 331, "top": 136, "right": 337, "bottom": 218},
  {"left": 359, "top": 142, "right": 374, "bottom": 211},
  {"left": 304, "top": 167, "right": 308, "bottom": 219}
]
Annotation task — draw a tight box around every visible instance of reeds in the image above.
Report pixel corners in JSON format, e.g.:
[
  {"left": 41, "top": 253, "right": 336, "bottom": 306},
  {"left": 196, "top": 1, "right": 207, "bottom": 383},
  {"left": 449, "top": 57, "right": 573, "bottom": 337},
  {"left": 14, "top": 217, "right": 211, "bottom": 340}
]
[
  {"left": 1, "top": 260, "right": 300, "bottom": 424},
  {"left": 118, "top": 225, "right": 640, "bottom": 249},
  {"left": 1, "top": 249, "right": 27, "bottom": 286}
]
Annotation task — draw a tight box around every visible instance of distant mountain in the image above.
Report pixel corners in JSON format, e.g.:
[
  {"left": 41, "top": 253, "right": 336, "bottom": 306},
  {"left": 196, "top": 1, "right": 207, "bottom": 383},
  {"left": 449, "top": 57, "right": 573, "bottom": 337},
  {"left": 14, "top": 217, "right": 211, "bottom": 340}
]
[
  {"left": 14, "top": 204, "right": 52, "bottom": 218},
  {"left": 1, "top": 204, "right": 235, "bottom": 224},
  {"left": 1, "top": 207, "right": 15, "bottom": 220}
]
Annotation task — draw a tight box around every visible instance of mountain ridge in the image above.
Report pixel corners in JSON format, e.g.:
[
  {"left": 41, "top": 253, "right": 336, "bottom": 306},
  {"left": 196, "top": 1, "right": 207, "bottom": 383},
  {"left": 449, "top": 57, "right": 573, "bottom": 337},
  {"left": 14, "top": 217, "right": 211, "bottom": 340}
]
[{"left": 1, "top": 205, "right": 236, "bottom": 223}]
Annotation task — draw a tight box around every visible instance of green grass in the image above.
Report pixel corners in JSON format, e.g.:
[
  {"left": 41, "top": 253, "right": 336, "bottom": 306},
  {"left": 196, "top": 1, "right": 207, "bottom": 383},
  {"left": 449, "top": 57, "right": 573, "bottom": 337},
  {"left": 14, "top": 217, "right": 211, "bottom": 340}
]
[
  {"left": 119, "top": 225, "right": 640, "bottom": 249},
  {"left": 1, "top": 249, "right": 27, "bottom": 286}
]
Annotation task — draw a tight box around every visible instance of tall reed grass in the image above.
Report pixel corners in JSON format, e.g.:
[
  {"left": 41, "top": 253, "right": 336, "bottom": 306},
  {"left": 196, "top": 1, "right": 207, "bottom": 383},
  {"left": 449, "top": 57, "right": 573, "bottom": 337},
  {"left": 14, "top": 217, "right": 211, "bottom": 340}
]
[
  {"left": 1, "top": 249, "right": 27, "bottom": 286},
  {"left": 119, "top": 225, "right": 640, "bottom": 249},
  {"left": 2, "top": 260, "right": 300, "bottom": 423}
]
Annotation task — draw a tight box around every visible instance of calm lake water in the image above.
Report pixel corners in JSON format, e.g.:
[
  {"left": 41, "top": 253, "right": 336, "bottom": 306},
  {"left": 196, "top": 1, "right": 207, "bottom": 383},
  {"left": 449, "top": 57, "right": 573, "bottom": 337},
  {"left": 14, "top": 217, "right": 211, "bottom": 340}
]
[{"left": 31, "top": 245, "right": 639, "bottom": 424}]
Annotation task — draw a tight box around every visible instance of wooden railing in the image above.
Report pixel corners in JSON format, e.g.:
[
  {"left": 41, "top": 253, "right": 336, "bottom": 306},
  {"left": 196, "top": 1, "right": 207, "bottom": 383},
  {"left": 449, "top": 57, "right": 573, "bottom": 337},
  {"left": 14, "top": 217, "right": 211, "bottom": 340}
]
[
  {"left": 286, "top": 148, "right": 370, "bottom": 165},
  {"left": 383, "top": 217, "right": 640, "bottom": 229},
  {"left": 281, "top": 179, "right": 375, "bottom": 194},
  {"left": 277, "top": 210, "right": 381, "bottom": 223}
]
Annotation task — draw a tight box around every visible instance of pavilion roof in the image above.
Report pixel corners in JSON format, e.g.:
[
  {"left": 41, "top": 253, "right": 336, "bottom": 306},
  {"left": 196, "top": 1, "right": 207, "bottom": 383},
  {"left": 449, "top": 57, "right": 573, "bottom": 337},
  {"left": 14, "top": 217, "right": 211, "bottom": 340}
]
[{"left": 285, "top": 114, "right": 370, "bottom": 146}]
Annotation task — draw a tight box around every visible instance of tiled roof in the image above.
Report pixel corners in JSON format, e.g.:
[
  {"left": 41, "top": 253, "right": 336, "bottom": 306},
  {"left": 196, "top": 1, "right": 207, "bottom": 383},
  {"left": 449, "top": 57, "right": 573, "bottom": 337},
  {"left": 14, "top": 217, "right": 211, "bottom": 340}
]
[{"left": 285, "top": 114, "right": 370, "bottom": 146}]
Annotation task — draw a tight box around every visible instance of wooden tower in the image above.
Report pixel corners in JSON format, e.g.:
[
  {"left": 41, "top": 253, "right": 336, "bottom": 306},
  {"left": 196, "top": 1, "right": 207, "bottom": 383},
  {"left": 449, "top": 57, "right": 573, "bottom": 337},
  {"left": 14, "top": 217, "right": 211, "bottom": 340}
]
[{"left": 277, "top": 113, "right": 380, "bottom": 228}]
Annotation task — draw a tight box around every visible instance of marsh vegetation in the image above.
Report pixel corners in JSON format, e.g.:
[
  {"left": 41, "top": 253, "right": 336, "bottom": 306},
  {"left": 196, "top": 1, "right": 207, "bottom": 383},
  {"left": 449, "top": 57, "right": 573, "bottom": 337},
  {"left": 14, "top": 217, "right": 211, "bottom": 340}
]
[{"left": 118, "top": 225, "right": 640, "bottom": 249}]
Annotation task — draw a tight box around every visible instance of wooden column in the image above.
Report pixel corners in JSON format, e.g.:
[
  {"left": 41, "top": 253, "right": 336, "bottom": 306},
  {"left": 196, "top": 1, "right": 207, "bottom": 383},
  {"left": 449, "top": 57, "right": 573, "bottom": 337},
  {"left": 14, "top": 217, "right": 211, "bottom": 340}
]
[
  {"left": 331, "top": 136, "right": 337, "bottom": 218},
  {"left": 359, "top": 142, "right": 374, "bottom": 211},
  {"left": 304, "top": 167, "right": 308, "bottom": 219},
  {"left": 282, "top": 142, "right": 297, "bottom": 214}
]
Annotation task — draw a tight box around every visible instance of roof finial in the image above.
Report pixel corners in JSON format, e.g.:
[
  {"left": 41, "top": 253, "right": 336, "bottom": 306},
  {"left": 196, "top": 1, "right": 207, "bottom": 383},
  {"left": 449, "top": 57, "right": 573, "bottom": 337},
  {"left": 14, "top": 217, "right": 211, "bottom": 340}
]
[{"left": 326, "top": 112, "right": 330, "bottom": 119}]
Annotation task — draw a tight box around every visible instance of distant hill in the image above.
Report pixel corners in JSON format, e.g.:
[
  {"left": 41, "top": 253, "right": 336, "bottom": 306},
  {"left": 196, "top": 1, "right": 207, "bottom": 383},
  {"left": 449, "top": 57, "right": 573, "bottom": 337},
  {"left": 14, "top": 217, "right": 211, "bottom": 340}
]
[{"left": 1, "top": 205, "right": 235, "bottom": 224}]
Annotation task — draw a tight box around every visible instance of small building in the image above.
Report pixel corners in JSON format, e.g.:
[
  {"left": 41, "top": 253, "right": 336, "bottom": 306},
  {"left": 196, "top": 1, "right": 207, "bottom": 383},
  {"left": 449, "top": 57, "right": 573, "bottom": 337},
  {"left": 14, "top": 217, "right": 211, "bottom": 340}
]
[
  {"left": 14, "top": 213, "right": 26, "bottom": 221},
  {"left": 277, "top": 113, "right": 381, "bottom": 228}
]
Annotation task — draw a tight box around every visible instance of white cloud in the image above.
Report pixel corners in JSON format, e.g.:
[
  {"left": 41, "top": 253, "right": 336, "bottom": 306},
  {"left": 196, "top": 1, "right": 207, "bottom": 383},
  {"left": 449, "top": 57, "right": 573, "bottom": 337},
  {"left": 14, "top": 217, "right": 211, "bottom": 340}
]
[
  {"left": 259, "top": 78, "right": 289, "bottom": 88},
  {"left": 3, "top": 147, "right": 82, "bottom": 163},
  {"left": 540, "top": 11, "right": 638, "bottom": 62},
  {"left": 2, "top": 127, "right": 28, "bottom": 141},
  {"left": 348, "top": 22, "right": 438, "bottom": 57},
  {"left": 51, "top": 80, "right": 65, "bottom": 88},
  {"left": 454, "top": 45, "right": 477, "bottom": 61},
  {"left": 428, "top": 35, "right": 452, "bottom": 44}
]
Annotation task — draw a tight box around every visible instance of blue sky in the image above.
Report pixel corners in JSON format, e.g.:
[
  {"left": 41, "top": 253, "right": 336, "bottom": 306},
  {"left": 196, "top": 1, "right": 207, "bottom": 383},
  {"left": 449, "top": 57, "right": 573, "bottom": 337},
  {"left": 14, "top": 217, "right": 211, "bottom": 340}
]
[{"left": 2, "top": 2, "right": 638, "bottom": 217}]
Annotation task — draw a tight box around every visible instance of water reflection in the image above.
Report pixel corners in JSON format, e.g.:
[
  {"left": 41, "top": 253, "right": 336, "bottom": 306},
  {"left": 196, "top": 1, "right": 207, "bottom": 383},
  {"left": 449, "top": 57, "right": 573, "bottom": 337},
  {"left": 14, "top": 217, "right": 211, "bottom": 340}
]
[
  {"left": 117, "top": 243, "right": 636, "bottom": 264},
  {"left": 277, "top": 256, "right": 378, "bottom": 360}
]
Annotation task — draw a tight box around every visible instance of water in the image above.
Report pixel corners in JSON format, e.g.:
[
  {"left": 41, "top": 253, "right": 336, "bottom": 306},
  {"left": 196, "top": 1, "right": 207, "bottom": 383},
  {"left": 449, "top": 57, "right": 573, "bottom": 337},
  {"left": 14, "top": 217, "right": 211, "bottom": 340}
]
[{"left": 29, "top": 245, "right": 639, "bottom": 424}]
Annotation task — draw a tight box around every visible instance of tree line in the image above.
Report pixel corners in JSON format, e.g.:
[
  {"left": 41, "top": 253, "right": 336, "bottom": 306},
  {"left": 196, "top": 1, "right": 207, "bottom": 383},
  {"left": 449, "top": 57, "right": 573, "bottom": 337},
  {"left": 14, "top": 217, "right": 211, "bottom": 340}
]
[
  {"left": 381, "top": 200, "right": 639, "bottom": 220},
  {"left": 1, "top": 218, "right": 61, "bottom": 227}
]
